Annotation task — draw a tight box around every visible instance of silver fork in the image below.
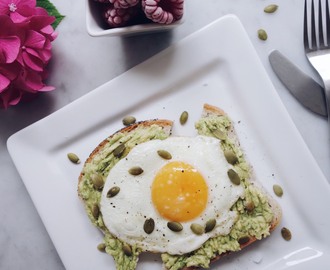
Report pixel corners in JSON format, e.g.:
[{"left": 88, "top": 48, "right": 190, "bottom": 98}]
[{"left": 304, "top": 0, "right": 330, "bottom": 123}]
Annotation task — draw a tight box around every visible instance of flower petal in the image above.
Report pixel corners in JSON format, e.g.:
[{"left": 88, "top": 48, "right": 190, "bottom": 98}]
[
  {"left": 0, "top": 73, "right": 10, "bottom": 92},
  {"left": 0, "top": 62, "right": 20, "bottom": 80},
  {"left": 10, "top": 11, "right": 29, "bottom": 23},
  {"left": 0, "top": 84, "right": 23, "bottom": 109},
  {"left": 29, "top": 15, "right": 55, "bottom": 30},
  {"left": 38, "top": 85, "right": 55, "bottom": 92},
  {"left": 18, "top": 68, "right": 44, "bottom": 91},
  {"left": 0, "top": 36, "right": 20, "bottom": 64},
  {"left": 0, "top": 15, "right": 18, "bottom": 36},
  {"left": 25, "top": 30, "right": 46, "bottom": 49},
  {"left": 22, "top": 51, "right": 43, "bottom": 72}
]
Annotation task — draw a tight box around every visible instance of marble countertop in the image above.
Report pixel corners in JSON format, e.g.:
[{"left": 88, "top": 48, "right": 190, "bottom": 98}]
[{"left": 0, "top": 0, "right": 329, "bottom": 269}]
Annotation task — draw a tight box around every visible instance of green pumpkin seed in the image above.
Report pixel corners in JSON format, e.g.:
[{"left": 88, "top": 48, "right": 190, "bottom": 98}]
[
  {"left": 264, "top": 4, "right": 278, "bottom": 13},
  {"left": 157, "top": 149, "right": 172, "bottom": 160},
  {"left": 212, "top": 129, "right": 226, "bottom": 140},
  {"left": 128, "top": 166, "right": 144, "bottom": 176},
  {"left": 91, "top": 204, "right": 100, "bottom": 220},
  {"left": 91, "top": 174, "right": 104, "bottom": 190},
  {"left": 122, "top": 115, "right": 136, "bottom": 126},
  {"left": 179, "top": 111, "right": 188, "bottom": 125},
  {"left": 227, "top": 169, "right": 241, "bottom": 185},
  {"left": 113, "top": 144, "right": 126, "bottom": 158},
  {"left": 273, "top": 184, "right": 283, "bottom": 197},
  {"left": 224, "top": 150, "right": 238, "bottom": 165},
  {"left": 258, "top": 29, "right": 268, "bottom": 41},
  {"left": 67, "top": 152, "right": 80, "bottom": 164},
  {"left": 238, "top": 236, "right": 250, "bottom": 245},
  {"left": 281, "top": 227, "right": 292, "bottom": 241},
  {"left": 190, "top": 223, "right": 204, "bottom": 235},
  {"left": 143, "top": 218, "right": 155, "bottom": 234},
  {"left": 205, "top": 219, "right": 216, "bottom": 233},
  {"left": 107, "top": 186, "right": 120, "bottom": 198},
  {"left": 167, "top": 221, "right": 183, "bottom": 232},
  {"left": 122, "top": 243, "right": 132, "bottom": 256},
  {"left": 97, "top": 243, "right": 106, "bottom": 252}
]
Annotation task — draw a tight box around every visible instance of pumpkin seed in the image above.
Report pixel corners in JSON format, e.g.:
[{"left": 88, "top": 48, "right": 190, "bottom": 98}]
[
  {"left": 122, "top": 115, "right": 136, "bottom": 126},
  {"left": 91, "top": 204, "right": 100, "bottom": 220},
  {"left": 281, "top": 227, "right": 292, "bottom": 241},
  {"left": 143, "top": 218, "right": 155, "bottom": 234},
  {"left": 107, "top": 186, "right": 120, "bottom": 198},
  {"left": 212, "top": 129, "right": 226, "bottom": 140},
  {"left": 238, "top": 236, "right": 250, "bottom": 245},
  {"left": 258, "top": 29, "right": 268, "bottom": 41},
  {"left": 91, "top": 174, "right": 104, "bottom": 190},
  {"left": 67, "top": 152, "right": 80, "bottom": 164},
  {"left": 273, "top": 184, "right": 283, "bottom": 197},
  {"left": 128, "top": 166, "right": 144, "bottom": 176},
  {"left": 122, "top": 243, "right": 132, "bottom": 256},
  {"left": 190, "top": 223, "right": 204, "bottom": 235},
  {"left": 245, "top": 201, "right": 255, "bottom": 212},
  {"left": 167, "top": 221, "right": 183, "bottom": 232},
  {"left": 97, "top": 243, "right": 106, "bottom": 252},
  {"left": 179, "top": 111, "right": 188, "bottom": 125},
  {"left": 113, "top": 144, "right": 126, "bottom": 158},
  {"left": 205, "top": 218, "right": 216, "bottom": 233},
  {"left": 224, "top": 150, "right": 238, "bottom": 165},
  {"left": 157, "top": 149, "right": 172, "bottom": 160},
  {"left": 264, "top": 4, "right": 278, "bottom": 13},
  {"left": 227, "top": 169, "right": 241, "bottom": 185}
]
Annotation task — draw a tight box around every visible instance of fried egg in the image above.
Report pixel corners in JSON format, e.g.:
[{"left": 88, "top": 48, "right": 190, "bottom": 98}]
[{"left": 100, "top": 135, "right": 245, "bottom": 255}]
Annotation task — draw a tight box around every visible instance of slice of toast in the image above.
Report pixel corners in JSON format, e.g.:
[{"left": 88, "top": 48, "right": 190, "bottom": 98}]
[{"left": 77, "top": 106, "right": 282, "bottom": 270}]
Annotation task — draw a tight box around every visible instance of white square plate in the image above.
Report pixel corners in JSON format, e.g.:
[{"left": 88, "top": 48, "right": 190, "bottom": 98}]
[{"left": 8, "top": 15, "right": 330, "bottom": 270}]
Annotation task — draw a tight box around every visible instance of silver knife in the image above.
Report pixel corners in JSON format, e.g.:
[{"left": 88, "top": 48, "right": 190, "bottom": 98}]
[{"left": 269, "top": 50, "right": 327, "bottom": 117}]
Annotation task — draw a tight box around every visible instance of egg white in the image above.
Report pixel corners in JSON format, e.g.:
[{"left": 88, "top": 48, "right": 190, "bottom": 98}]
[{"left": 100, "top": 135, "right": 245, "bottom": 255}]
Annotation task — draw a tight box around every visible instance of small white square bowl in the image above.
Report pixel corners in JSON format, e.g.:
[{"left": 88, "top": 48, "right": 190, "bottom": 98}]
[{"left": 86, "top": 0, "right": 184, "bottom": 37}]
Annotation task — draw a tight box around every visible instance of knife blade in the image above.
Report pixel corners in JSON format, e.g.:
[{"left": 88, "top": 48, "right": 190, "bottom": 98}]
[{"left": 269, "top": 50, "right": 327, "bottom": 117}]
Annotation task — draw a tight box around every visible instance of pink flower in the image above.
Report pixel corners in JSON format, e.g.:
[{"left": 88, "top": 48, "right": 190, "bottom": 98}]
[
  {"left": 0, "top": 0, "right": 36, "bottom": 23},
  {"left": 0, "top": 2, "right": 58, "bottom": 109}
]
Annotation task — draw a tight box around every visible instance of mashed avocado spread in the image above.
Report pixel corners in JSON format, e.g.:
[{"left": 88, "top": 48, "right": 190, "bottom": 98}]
[{"left": 79, "top": 116, "right": 274, "bottom": 270}]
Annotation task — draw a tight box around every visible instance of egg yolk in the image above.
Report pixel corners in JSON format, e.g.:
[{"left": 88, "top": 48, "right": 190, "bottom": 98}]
[{"left": 151, "top": 161, "right": 208, "bottom": 222}]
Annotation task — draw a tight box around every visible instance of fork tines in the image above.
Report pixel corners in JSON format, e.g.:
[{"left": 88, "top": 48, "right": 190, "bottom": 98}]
[{"left": 304, "top": 0, "right": 330, "bottom": 50}]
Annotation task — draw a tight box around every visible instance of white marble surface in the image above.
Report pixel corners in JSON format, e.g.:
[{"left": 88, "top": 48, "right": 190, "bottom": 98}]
[{"left": 0, "top": 0, "right": 329, "bottom": 269}]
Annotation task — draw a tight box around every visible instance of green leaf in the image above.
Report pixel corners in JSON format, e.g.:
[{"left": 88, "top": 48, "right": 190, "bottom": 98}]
[{"left": 36, "top": 0, "right": 65, "bottom": 29}]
